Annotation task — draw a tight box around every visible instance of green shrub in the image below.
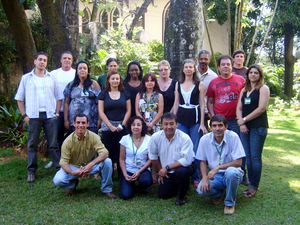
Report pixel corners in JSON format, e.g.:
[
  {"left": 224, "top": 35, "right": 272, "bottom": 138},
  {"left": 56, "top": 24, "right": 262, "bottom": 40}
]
[{"left": 263, "top": 65, "right": 284, "bottom": 96}]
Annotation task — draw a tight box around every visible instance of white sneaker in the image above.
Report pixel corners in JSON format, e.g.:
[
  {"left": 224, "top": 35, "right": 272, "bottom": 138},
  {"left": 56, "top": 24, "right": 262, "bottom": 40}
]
[{"left": 44, "top": 161, "right": 54, "bottom": 169}]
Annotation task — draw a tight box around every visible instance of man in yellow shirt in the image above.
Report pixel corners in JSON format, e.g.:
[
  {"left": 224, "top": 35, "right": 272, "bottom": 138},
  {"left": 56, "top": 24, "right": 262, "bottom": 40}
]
[{"left": 53, "top": 113, "right": 116, "bottom": 198}]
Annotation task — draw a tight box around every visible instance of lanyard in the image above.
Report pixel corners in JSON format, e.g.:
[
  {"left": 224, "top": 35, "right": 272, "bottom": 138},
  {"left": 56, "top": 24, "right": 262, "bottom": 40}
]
[
  {"left": 214, "top": 142, "right": 224, "bottom": 159},
  {"left": 200, "top": 72, "right": 208, "bottom": 81},
  {"left": 131, "top": 136, "right": 142, "bottom": 158},
  {"left": 146, "top": 92, "right": 154, "bottom": 108}
]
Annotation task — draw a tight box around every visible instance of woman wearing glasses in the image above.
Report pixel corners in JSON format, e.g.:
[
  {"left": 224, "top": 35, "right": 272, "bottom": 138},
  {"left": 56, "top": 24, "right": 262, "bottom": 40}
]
[{"left": 157, "top": 60, "right": 177, "bottom": 113}]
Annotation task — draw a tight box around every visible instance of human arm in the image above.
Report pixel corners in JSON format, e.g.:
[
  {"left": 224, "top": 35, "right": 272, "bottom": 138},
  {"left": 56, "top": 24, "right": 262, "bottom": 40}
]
[
  {"left": 119, "top": 99, "right": 131, "bottom": 131},
  {"left": 198, "top": 82, "right": 208, "bottom": 134},
  {"left": 172, "top": 82, "right": 179, "bottom": 115},
  {"left": 92, "top": 80, "right": 101, "bottom": 90},
  {"left": 237, "top": 85, "right": 270, "bottom": 126},
  {"left": 55, "top": 100, "right": 62, "bottom": 120},
  {"left": 98, "top": 99, "right": 118, "bottom": 132},
  {"left": 207, "top": 97, "right": 215, "bottom": 117},
  {"left": 207, "top": 158, "right": 242, "bottom": 180},
  {"left": 119, "top": 144, "right": 132, "bottom": 182},
  {"left": 236, "top": 88, "right": 248, "bottom": 134},
  {"left": 151, "top": 159, "right": 166, "bottom": 184},
  {"left": 17, "top": 100, "right": 29, "bottom": 125},
  {"left": 131, "top": 159, "right": 152, "bottom": 181},
  {"left": 135, "top": 93, "right": 143, "bottom": 118},
  {"left": 64, "top": 97, "right": 70, "bottom": 130},
  {"left": 199, "top": 160, "right": 211, "bottom": 194},
  {"left": 80, "top": 153, "right": 108, "bottom": 177}
]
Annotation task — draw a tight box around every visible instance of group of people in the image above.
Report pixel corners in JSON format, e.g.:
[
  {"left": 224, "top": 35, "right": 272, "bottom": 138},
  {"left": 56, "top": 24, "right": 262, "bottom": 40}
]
[{"left": 14, "top": 48, "right": 269, "bottom": 214}]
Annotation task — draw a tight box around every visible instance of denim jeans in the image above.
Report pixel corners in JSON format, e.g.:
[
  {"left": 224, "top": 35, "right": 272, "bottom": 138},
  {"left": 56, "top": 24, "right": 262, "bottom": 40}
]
[
  {"left": 177, "top": 123, "right": 202, "bottom": 182},
  {"left": 197, "top": 167, "right": 243, "bottom": 206},
  {"left": 240, "top": 127, "right": 267, "bottom": 189},
  {"left": 27, "top": 112, "right": 60, "bottom": 174},
  {"left": 56, "top": 112, "right": 65, "bottom": 155},
  {"left": 53, "top": 158, "right": 113, "bottom": 193},
  {"left": 119, "top": 170, "right": 152, "bottom": 199}
]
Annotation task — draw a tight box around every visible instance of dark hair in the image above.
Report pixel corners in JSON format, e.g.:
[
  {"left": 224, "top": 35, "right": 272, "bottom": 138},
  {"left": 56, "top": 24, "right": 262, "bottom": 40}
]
[
  {"left": 74, "top": 113, "right": 88, "bottom": 122},
  {"left": 71, "top": 60, "right": 93, "bottom": 93},
  {"left": 161, "top": 112, "right": 177, "bottom": 123},
  {"left": 60, "top": 51, "right": 73, "bottom": 59},
  {"left": 126, "top": 116, "right": 148, "bottom": 136},
  {"left": 124, "top": 61, "right": 143, "bottom": 82},
  {"left": 244, "top": 64, "right": 264, "bottom": 92},
  {"left": 198, "top": 50, "right": 210, "bottom": 58},
  {"left": 139, "top": 73, "right": 160, "bottom": 95},
  {"left": 35, "top": 52, "right": 48, "bottom": 59},
  {"left": 232, "top": 49, "right": 245, "bottom": 58},
  {"left": 217, "top": 55, "right": 233, "bottom": 67},
  {"left": 210, "top": 114, "right": 228, "bottom": 127},
  {"left": 179, "top": 59, "right": 200, "bottom": 84},
  {"left": 104, "top": 70, "right": 125, "bottom": 92},
  {"left": 106, "top": 58, "right": 118, "bottom": 66}
]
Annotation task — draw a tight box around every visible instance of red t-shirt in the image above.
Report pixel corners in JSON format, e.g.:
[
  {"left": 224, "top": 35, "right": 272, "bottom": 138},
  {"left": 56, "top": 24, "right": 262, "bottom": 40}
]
[{"left": 206, "top": 74, "right": 245, "bottom": 120}]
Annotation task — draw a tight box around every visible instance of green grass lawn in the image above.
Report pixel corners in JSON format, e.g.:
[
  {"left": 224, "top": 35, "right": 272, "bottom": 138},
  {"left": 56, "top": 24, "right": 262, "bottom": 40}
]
[{"left": 0, "top": 110, "right": 300, "bottom": 224}]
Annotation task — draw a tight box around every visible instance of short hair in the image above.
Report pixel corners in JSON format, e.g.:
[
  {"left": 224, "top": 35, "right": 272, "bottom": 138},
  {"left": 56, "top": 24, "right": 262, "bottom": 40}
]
[
  {"left": 244, "top": 64, "right": 265, "bottom": 92},
  {"left": 210, "top": 114, "right": 228, "bottom": 127},
  {"left": 161, "top": 112, "right": 177, "bottom": 123},
  {"left": 74, "top": 113, "right": 88, "bottom": 123},
  {"left": 35, "top": 51, "right": 48, "bottom": 59},
  {"left": 104, "top": 70, "right": 125, "bottom": 92},
  {"left": 158, "top": 60, "right": 171, "bottom": 69},
  {"left": 217, "top": 55, "right": 233, "bottom": 67},
  {"left": 139, "top": 72, "right": 160, "bottom": 95},
  {"left": 124, "top": 61, "right": 143, "bottom": 82},
  {"left": 179, "top": 59, "right": 200, "bottom": 84},
  {"left": 232, "top": 49, "right": 245, "bottom": 58},
  {"left": 60, "top": 51, "right": 73, "bottom": 59},
  {"left": 198, "top": 50, "right": 210, "bottom": 58},
  {"left": 106, "top": 58, "right": 118, "bottom": 66},
  {"left": 125, "top": 116, "right": 148, "bottom": 137}
]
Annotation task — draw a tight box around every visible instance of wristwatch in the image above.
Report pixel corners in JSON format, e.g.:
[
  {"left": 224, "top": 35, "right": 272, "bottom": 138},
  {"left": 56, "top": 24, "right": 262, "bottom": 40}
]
[
  {"left": 165, "top": 165, "right": 171, "bottom": 172},
  {"left": 22, "top": 114, "right": 28, "bottom": 119},
  {"left": 243, "top": 117, "right": 247, "bottom": 122}
]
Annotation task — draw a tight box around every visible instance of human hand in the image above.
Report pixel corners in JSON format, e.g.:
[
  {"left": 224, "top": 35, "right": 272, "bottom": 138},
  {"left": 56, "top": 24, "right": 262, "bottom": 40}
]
[
  {"left": 109, "top": 125, "right": 118, "bottom": 132},
  {"left": 240, "top": 124, "right": 248, "bottom": 134},
  {"left": 24, "top": 116, "right": 30, "bottom": 125},
  {"left": 131, "top": 170, "right": 141, "bottom": 181},
  {"left": 199, "top": 124, "right": 208, "bottom": 134},
  {"left": 158, "top": 176, "right": 164, "bottom": 185},
  {"left": 207, "top": 167, "right": 219, "bottom": 180},
  {"left": 64, "top": 120, "right": 70, "bottom": 130},
  {"left": 124, "top": 174, "right": 132, "bottom": 182},
  {"left": 200, "top": 178, "right": 211, "bottom": 194},
  {"left": 237, "top": 117, "right": 245, "bottom": 126},
  {"left": 158, "top": 167, "right": 169, "bottom": 178}
]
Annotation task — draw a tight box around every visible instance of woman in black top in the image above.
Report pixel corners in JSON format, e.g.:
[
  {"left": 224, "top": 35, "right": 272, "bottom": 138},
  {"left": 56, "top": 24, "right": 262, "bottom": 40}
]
[
  {"left": 98, "top": 70, "right": 131, "bottom": 176},
  {"left": 123, "top": 61, "right": 143, "bottom": 117},
  {"left": 237, "top": 64, "right": 270, "bottom": 198},
  {"left": 157, "top": 60, "right": 177, "bottom": 113}
]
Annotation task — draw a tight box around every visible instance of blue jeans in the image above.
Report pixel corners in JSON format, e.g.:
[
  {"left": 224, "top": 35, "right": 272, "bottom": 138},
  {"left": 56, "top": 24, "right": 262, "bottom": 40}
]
[
  {"left": 197, "top": 167, "right": 243, "bottom": 206},
  {"left": 177, "top": 123, "right": 202, "bottom": 182},
  {"left": 240, "top": 127, "right": 267, "bottom": 189},
  {"left": 53, "top": 158, "right": 113, "bottom": 193},
  {"left": 119, "top": 170, "right": 152, "bottom": 199},
  {"left": 27, "top": 112, "right": 60, "bottom": 174},
  {"left": 56, "top": 112, "right": 65, "bottom": 155}
]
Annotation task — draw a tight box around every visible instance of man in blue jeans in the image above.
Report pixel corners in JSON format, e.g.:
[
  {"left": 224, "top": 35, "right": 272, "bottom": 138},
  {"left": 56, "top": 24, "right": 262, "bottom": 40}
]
[
  {"left": 53, "top": 113, "right": 116, "bottom": 198},
  {"left": 15, "top": 52, "right": 63, "bottom": 183},
  {"left": 196, "top": 115, "right": 245, "bottom": 214}
]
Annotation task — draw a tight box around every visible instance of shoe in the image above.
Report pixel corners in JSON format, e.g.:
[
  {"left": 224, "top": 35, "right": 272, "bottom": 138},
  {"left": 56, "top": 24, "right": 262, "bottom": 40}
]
[
  {"left": 27, "top": 174, "right": 35, "bottom": 183},
  {"left": 193, "top": 181, "right": 199, "bottom": 188},
  {"left": 241, "top": 179, "right": 249, "bottom": 186},
  {"left": 244, "top": 189, "right": 257, "bottom": 198},
  {"left": 175, "top": 196, "right": 187, "bottom": 206},
  {"left": 224, "top": 206, "right": 235, "bottom": 215},
  {"left": 66, "top": 179, "right": 79, "bottom": 196},
  {"left": 213, "top": 198, "right": 223, "bottom": 205},
  {"left": 102, "top": 192, "right": 117, "bottom": 199},
  {"left": 44, "top": 161, "right": 54, "bottom": 169}
]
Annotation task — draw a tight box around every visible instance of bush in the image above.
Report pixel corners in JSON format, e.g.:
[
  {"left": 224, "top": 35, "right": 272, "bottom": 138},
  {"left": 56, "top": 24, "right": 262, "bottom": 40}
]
[{"left": 263, "top": 64, "right": 284, "bottom": 96}]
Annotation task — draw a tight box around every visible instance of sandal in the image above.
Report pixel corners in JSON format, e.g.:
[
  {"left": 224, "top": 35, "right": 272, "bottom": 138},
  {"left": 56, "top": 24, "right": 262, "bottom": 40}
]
[
  {"left": 244, "top": 189, "right": 257, "bottom": 198},
  {"left": 243, "top": 187, "right": 250, "bottom": 194}
]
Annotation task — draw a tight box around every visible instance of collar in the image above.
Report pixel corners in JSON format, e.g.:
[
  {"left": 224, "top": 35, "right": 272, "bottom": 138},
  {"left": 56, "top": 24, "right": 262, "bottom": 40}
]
[
  {"left": 162, "top": 129, "right": 178, "bottom": 142},
  {"left": 74, "top": 129, "right": 89, "bottom": 140},
  {"left": 210, "top": 130, "right": 228, "bottom": 146},
  {"left": 30, "top": 69, "right": 50, "bottom": 77}
]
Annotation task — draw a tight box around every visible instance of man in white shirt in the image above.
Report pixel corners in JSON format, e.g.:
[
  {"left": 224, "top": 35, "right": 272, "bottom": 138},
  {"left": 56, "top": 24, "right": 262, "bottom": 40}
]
[
  {"left": 197, "top": 50, "right": 218, "bottom": 128},
  {"left": 45, "top": 51, "right": 76, "bottom": 169},
  {"left": 196, "top": 114, "right": 245, "bottom": 214},
  {"left": 15, "top": 52, "right": 63, "bottom": 183},
  {"left": 148, "top": 112, "right": 196, "bottom": 206}
]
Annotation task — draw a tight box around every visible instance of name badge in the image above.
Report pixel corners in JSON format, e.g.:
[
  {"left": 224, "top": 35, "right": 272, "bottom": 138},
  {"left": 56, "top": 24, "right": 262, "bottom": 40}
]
[
  {"left": 218, "top": 159, "right": 222, "bottom": 165},
  {"left": 244, "top": 98, "right": 251, "bottom": 105},
  {"left": 145, "top": 111, "right": 150, "bottom": 119}
]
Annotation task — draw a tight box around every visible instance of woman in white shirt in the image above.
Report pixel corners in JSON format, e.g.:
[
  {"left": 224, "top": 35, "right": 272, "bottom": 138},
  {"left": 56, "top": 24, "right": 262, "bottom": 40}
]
[{"left": 119, "top": 116, "right": 152, "bottom": 199}]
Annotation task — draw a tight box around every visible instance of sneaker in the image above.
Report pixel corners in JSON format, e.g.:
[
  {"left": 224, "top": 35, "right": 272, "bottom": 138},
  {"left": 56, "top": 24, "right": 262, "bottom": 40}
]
[
  {"left": 224, "top": 206, "right": 235, "bottom": 215},
  {"left": 102, "top": 192, "right": 117, "bottom": 199},
  {"left": 66, "top": 179, "right": 79, "bottom": 196},
  {"left": 213, "top": 198, "right": 223, "bottom": 205},
  {"left": 27, "top": 174, "right": 35, "bottom": 183},
  {"left": 44, "top": 161, "right": 54, "bottom": 169},
  {"left": 193, "top": 181, "right": 199, "bottom": 188},
  {"left": 175, "top": 196, "right": 187, "bottom": 206}
]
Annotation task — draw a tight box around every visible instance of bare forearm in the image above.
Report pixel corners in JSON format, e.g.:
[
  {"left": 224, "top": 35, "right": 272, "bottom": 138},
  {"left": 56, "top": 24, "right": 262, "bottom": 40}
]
[
  {"left": 56, "top": 100, "right": 62, "bottom": 114},
  {"left": 200, "top": 161, "right": 208, "bottom": 179},
  {"left": 17, "top": 101, "right": 26, "bottom": 115},
  {"left": 151, "top": 159, "right": 162, "bottom": 171}
]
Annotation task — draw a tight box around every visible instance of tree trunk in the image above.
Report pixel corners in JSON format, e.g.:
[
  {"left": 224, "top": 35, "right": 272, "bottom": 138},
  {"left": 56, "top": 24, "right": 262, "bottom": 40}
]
[
  {"left": 227, "top": 0, "right": 231, "bottom": 55},
  {"left": 64, "top": 0, "right": 79, "bottom": 63},
  {"left": 1, "top": 0, "right": 36, "bottom": 74},
  {"left": 126, "top": 0, "right": 152, "bottom": 40},
  {"left": 233, "top": 3, "right": 238, "bottom": 51},
  {"left": 164, "top": 0, "right": 204, "bottom": 80},
  {"left": 284, "top": 23, "right": 294, "bottom": 99},
  {"left": 91, "top": 0, "right": 99, "bottom": 22},
  {"left": 36, "top": 0, "right": 73, "bottom": 68}
]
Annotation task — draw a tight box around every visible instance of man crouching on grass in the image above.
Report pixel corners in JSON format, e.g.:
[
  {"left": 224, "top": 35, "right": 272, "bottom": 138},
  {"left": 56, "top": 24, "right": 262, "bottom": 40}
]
[
  {"left": 53, "top": 113, "right": 116, "bottom": 198},
  {"left": 196, "top": 114, "right": 245, "bottom": 214}
]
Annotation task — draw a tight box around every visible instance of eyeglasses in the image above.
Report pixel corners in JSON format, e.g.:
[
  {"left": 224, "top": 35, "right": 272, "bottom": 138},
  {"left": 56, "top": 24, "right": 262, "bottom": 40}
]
[{"left": 158, "top": 69, "right": 170, "bottom": 72}]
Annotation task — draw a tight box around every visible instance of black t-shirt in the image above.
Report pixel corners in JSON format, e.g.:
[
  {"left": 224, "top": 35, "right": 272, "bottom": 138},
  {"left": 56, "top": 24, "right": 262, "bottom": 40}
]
[{"left": 98, "top": 90, "right": 130, "bottom": 121}]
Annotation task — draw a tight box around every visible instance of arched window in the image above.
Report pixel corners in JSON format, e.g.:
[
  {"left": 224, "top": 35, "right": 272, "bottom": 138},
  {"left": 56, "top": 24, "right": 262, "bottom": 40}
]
[
  {"left": 100, "top": 11, "right": 109, "bottom": 30},
  {"left": 162, "top": 1, "right": 170, "bottom": 42},
  {"left": 82, "top": 8, "right": 91, "bottom": 33},
  {"left": 112, "top": 8, "right": 120, "bottom": 29}
]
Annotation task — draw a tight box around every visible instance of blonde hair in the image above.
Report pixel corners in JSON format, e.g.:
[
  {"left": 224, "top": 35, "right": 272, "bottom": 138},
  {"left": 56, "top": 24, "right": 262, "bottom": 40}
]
[{"left": 158, "top": 60, "right": 171, "bottom": 69}]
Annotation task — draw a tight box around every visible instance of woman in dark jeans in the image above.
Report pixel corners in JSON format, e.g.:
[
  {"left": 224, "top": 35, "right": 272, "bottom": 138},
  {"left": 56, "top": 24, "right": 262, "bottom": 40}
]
[
  {"left": 98, "top": 70, "right": 131, "bottom": 177},
  {"left": 236, "top": 64, "right": 270, "bottom": 198}
]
